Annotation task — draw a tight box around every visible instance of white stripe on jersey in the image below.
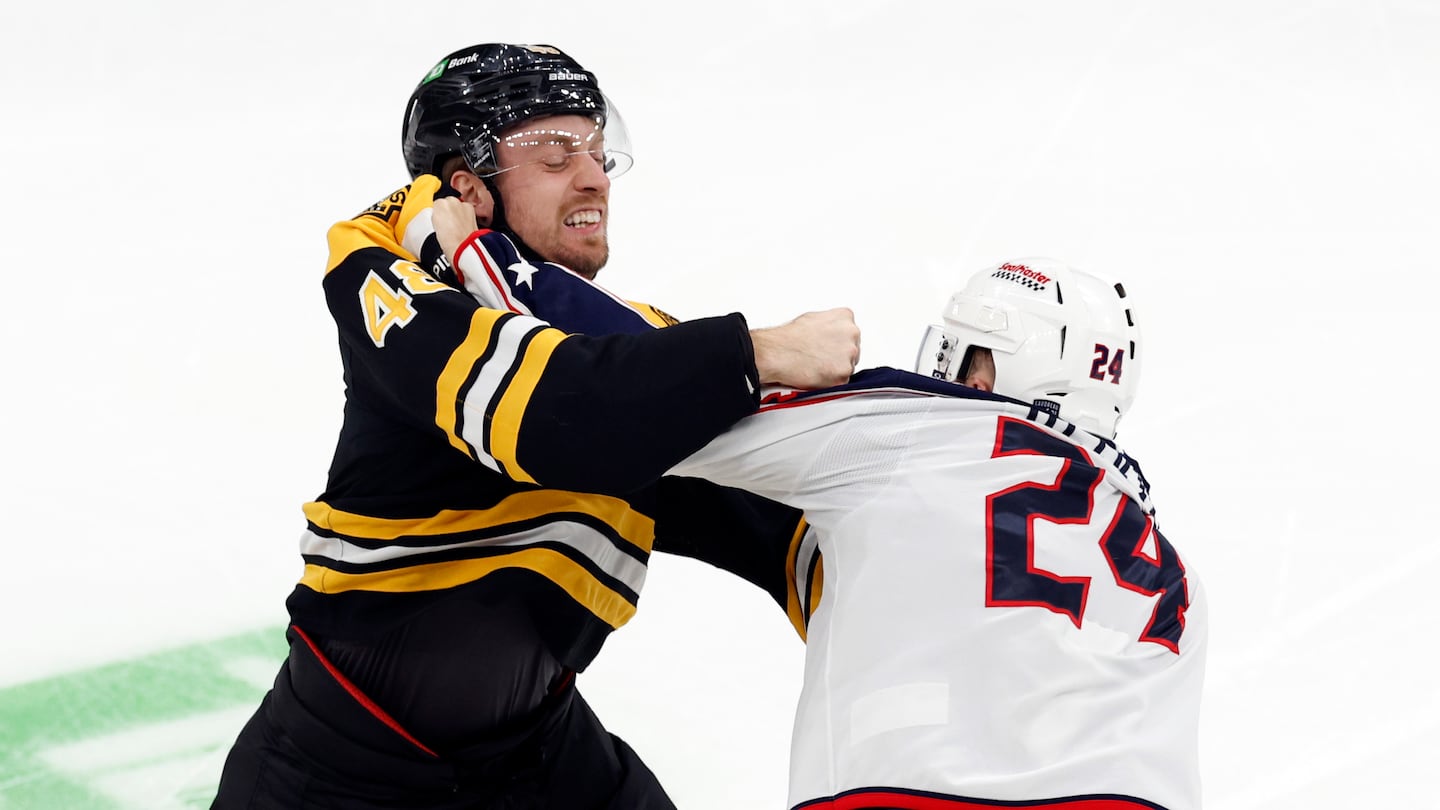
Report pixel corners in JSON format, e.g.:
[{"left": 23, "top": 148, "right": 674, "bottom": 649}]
[
  {"left": 298, "top": 519, "right": 649, "bottom": 596},
  {"left": 459, "top": 314, "right": 551, "bottom": 475},
  {"left": 400, "top": 206, "right": 433, "bottom": 260},
  {"left": 457, "top": 235, "right": 534, "bottom": 315}
]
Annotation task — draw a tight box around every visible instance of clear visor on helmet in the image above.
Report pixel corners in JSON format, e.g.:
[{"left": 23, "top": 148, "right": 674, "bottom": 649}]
[
  {"left": 467, "top": 95, "right": 634, "bottom": 180},
  {"left": 915, "top": 325, "right": 965, "bottom": 382}
]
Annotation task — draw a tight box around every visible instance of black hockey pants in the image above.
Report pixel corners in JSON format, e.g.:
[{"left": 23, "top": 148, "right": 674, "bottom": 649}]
[{"left": 210, "top": 626, "right": 676, "bottom": 809}]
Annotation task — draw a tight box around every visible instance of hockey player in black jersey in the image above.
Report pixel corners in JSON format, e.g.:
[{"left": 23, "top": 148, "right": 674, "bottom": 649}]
[{"left": 211, "top": 43, "right": 859, "bottom": 809}]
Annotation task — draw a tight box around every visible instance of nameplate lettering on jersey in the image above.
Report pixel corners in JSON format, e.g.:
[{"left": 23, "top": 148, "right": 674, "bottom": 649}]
[
  {"left": 357, "top": 187, "right": 408, "bottom": 225},
  {"left": 762, "top": 367, "right": 1156, "bottom": 510}
]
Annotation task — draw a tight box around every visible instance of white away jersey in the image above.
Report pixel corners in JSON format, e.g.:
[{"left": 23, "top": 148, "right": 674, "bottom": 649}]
[{"left": 669, "top": 368, "right": 1206, "bottom": 810}]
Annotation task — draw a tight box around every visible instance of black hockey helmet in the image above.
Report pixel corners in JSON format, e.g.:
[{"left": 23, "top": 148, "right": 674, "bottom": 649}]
[{"left": 401, "top": 43, "right": 632, "bottom": 180}]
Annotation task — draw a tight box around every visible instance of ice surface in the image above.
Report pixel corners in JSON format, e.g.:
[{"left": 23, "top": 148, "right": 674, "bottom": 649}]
[{"left": 3, "top": 1, "right": 1437, "bottom": 807}]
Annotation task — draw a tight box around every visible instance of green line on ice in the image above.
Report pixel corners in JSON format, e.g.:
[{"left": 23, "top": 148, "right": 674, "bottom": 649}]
[{"left": 0, "top": 627, "right": 286, "bottom": 810}]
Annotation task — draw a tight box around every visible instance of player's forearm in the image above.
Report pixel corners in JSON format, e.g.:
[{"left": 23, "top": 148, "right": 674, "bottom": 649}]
[
  {"left": 514, "top": 314, "right": 760, "bottom": 493},
  {"left": 650, "top": 475, "right": 803, "bottom": 611}
]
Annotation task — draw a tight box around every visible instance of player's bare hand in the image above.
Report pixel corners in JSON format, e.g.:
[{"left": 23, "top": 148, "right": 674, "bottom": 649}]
[
  {"left": 433, "top": 197, "right": 482, "bottom": 260},
  {"left": 751, "top": 308, "right": 861, "bottom": 389}
]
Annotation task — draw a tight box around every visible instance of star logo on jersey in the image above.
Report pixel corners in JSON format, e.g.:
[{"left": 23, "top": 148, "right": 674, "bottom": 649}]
[{"left": 508, "top": 262, "right": 540, "bottom": 288}]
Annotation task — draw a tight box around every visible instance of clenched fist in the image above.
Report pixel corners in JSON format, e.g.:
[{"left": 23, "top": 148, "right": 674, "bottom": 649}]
[
  {"left": 432, "top": 196, "right": 486, "bottom": 262},
  {"left": 751, "top": 308, "right": 861, "bottom": 390}
]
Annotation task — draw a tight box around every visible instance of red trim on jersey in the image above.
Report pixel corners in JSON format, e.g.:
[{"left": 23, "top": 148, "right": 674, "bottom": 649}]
[
  {"left": 794, "top": 788, "right": 1165, "bottom": 810},
  {"left": 549, "top": 667, "right": 576, "bottom": 696},
  {"left": 985, "top": 416, "right": 1099, "bottom": 628},
  {"left": 758, "top": 387, "right": 923, "bottom": 413},
  {"left": 290, "top": 624, "right": 439, "bottom": 758},
  {"left": 1096, "top": 499, "right": 1183, "bottom": 655},
  {"left": 450, "top": 227, "right": 494, "bottom": 287},
  {"left": 456, "top": 228, "right": 522, "bottom": 313},
  {"left": 448, "top": 233, "right": 468, "bottom": 286},
  {"left": 760, "top": 392, "right": 856, "bottom": 411}
]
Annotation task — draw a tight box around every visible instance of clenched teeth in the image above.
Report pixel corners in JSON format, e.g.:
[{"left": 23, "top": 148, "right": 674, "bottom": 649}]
[{"left": 565, "top": 210, "right": 601, "bottom": 227}]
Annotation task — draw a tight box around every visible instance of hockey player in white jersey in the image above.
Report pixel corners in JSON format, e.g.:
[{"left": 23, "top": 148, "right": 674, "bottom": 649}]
[{"left": 670, "top": 259, "right": 1205, "bottom": 810}]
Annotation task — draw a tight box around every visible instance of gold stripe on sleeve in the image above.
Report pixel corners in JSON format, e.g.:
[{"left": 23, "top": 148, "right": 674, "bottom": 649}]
[
  {"left": 434, "top": 308, "right": 509, "bottom": 459},
  {"left": 628, "top": 302, "right": 680, "bottom": 328},
  {"left": 394, "top": 176, "right": 441, "bottom": 246},
  {"left": 487, "top": 328, "right": 569, "bottom": 485},
  {"left": 784, "top": 519, "right": 811, "bottom": 642},
  {"left": 325, "top": 181, "right": 449, "bottom": 275},
  {"left": 325, "top": 202, "right": 420, "bottom": 275},
  {"left": 326, "top": 216, "right": 412, "bottom": 274}
]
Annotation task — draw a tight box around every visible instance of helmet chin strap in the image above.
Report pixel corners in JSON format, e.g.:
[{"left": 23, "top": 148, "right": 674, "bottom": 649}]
[
  {"left": 479, "top": 175, "right": 545, "bottom": 262},
  {"left": 480, "top": 174, "right": 507, "bottom": 231}
]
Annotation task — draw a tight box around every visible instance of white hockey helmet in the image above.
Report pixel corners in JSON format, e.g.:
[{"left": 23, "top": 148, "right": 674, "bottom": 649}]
[{"left": 915, "top": 258, "right": 1142, "bottom": 438}]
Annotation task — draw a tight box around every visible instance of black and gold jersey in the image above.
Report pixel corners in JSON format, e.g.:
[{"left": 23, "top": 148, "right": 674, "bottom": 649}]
[{"left": 286, "top": 179, "right": 813, "bottom": 670}]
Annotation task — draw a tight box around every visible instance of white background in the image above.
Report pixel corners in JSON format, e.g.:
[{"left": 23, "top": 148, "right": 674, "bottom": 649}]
[{"left": 3, "top": 1, "right": 1437, "bottom": 807}]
